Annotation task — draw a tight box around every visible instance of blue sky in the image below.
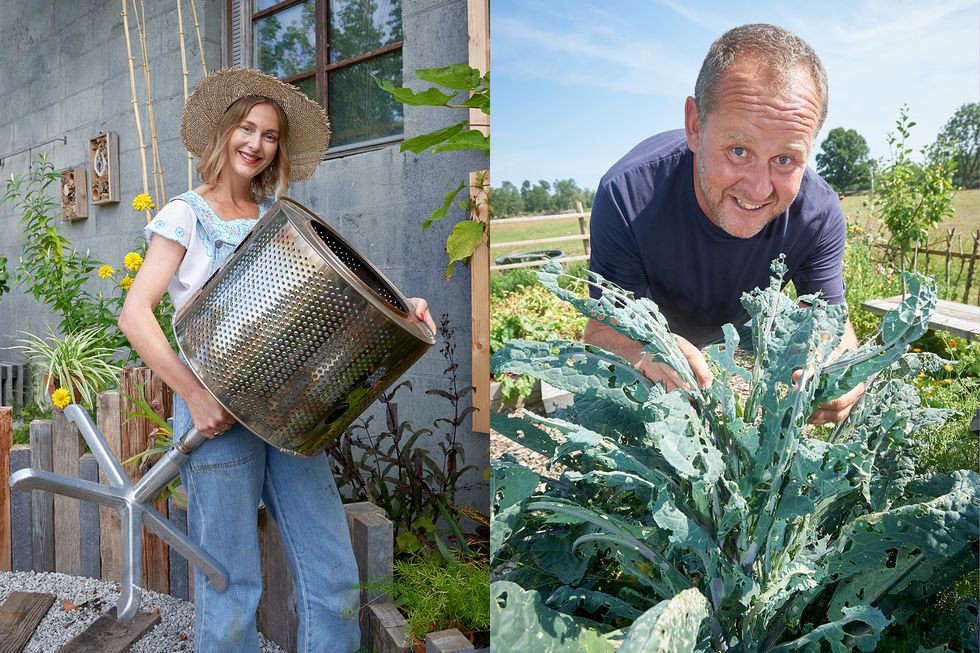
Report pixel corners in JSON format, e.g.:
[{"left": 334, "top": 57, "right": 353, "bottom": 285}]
[{"left": 491, "top": 0, "right": 980, "bottom": 190}]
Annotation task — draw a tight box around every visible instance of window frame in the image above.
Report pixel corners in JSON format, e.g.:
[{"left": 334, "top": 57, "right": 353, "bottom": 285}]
[{"left": 242, "top": 0, "right": 405, "bottom": 154}]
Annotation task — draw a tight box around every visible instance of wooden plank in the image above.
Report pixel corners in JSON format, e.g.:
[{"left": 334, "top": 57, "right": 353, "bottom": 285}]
[
  {"left": 489, "top": 211, "right": 589, "bottom": 225},
  {"left": 490, "top": 254, "right": 591, "bottom": 272},
  {"left": 96, "top": 391, "right": 122, "bottom": 583},
  {"left": 119, "top": 368, "right": 171, "bottom": 595},
  {"left": 469, "top": 170, "right": 491, "bottom": 434},
  {"left": 0, "top": 407, "right": 11, "bottom": 572},
  {"left": 0, "top": 591, "right": 56, "bottom": 653},
  {"left": 489, "top": 233, "right": 591, "bottom": 249},
  {"left": 861, "top": 296, "right": 980, "bottom": 340},
  {"left": 257, "top": 506, "right": 297, "bottom": 653},
  {"left": 52, "top": 409, "right": 83, "bottom": 576},
  {"left": 78, "top": 454, "right": 100, "bottom": 579},
  {"left": 468, "top": 0, "right": 489, "bottom": 435},
  {"left": 29, "top": 421, "right": 54, "bottom": 573},
  {"left": 57, "top": 607, "right": 161, "bottom": 653},
  {"left": 9, "top": 446, "right": 33, "bottom": 572}
]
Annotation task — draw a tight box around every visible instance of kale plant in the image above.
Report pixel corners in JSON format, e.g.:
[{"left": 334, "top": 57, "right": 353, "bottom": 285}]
[{"left": 490, "top": 259, "right": 979, "bottom": 652}]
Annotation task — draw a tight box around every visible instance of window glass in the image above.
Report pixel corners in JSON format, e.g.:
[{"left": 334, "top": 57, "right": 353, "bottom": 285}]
[
  {"left": 293, "top": 76, "right": 317, "bottom": 101},
  {"left": 328, "top": 53, "right": 403, "bottom": 146},
  {"left": 328, "top": 0, "right": 403, "bottom": 63},
  {"left": 253, "top": 0, "right": 282, "bottom": 11},
  {"left": 254, "top": 1, "right": 317, "bottom": 78}
]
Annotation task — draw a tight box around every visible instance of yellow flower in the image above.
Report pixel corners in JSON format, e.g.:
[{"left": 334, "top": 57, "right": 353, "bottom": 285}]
[
  {"left": 97, "top": 264, "right": 115, "bottom": 279},
  {"left": 119, "top": 275, "right": 134, "bottom": 290},
  {"left": 943, "top": 379, "right": 952, "bottom": 385},
  {"left": 944, "top": 364, "right": 954, "bottom": 372},
  {"left": 132, "top": 193, "right": 155, "bottom": 212},
  {"left": 911, "top": 347, "right": 921, "bottom": 353},
  {"left": 51, "top": 387, "right": 72, "bottom": 410},
  {"left": 124, "top": 252, "right": 143, "bottom": 272}
]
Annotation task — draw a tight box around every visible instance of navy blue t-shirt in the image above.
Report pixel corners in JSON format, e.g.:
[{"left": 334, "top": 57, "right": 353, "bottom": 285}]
[{"left": 589, "top": 130, "right": 846, "bottom": 347}]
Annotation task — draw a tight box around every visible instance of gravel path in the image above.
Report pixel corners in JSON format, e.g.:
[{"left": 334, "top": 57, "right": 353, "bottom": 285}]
[{"left": 0, "top": 571, "right": 286, "bottom": 652}]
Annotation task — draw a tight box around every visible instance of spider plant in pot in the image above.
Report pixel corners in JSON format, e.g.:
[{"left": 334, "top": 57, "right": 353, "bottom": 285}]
[{"left": 16, "top": 326, "right": 121, "bottom": 410}]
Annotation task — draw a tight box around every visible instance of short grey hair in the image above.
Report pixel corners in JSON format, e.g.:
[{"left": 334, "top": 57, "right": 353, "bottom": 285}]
[{"left": 694, "top": 23, "right": 829, "bottom": 132}]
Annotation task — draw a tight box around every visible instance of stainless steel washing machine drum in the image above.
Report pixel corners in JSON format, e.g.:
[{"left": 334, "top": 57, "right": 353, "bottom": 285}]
[{"left": 172, "top": 197, "right": 436, "bottom": 457}]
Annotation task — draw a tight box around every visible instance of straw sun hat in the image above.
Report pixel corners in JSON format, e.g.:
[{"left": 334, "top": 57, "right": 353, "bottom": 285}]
[{"left": 180, "top": 68, "right": 330, "bottom": 181}]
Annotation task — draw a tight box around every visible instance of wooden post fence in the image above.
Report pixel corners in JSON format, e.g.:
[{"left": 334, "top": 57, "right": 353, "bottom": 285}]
[
  {"left": 119, "top": 366, "right": 173, "bottom": 595},
  {"left": 490, "top": 209, "right": 592, "bottom": 271}
]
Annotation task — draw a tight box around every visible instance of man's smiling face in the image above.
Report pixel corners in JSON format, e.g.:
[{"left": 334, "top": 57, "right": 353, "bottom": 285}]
[{"left": 685, "top": 54, "right": 822, "bottom": 238}]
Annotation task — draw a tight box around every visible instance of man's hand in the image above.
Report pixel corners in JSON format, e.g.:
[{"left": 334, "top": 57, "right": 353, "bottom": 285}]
[
  {"left": 636, "top": 335, "right": 714, "bottom": 392},
  {"left": 810, "top": 382, "right": 865, "bottom": 425},
  {"left": 584, "top": 319, "right": 713, "bottom": 392},
  {"left": 800, "top": 318, "right": 864, "bottom": 424}
]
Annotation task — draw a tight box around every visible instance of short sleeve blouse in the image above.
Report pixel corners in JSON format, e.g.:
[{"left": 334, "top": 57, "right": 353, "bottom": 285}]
[{"left": 143, "top": 192, "right": 261, "bottom": 310}]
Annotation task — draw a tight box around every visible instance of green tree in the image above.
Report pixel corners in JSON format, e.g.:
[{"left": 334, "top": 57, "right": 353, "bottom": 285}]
[
  {"left": 934, "top": 102, "right": 979, "bottom": 189},
  {"left": 871, "top": 105, "right": 957, "bottom": 279},
  {"left": 551, "top": 178, "right": 585, "bottom": 211},
  {"left": 815, "top": 127, "right": 871, "bottom": 193},
  {"left": 490, "top": 181, "right": 524, "bottom": 218},
  {"left": 522, "top": 180, "right": 552, "bottom": 214}
]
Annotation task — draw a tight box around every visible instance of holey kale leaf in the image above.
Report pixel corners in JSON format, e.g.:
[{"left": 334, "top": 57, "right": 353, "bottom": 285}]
[{"left": 489, "top": 259, "right": 978, "bottom": 653}]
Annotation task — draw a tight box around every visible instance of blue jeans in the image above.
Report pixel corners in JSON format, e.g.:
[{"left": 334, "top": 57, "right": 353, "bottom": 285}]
[{"left": 173, "top": 394, "right": 361, "bottom": 653}]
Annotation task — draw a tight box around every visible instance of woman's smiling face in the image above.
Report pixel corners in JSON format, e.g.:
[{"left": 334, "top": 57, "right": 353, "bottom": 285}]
[
  {"left": 224, "top": 102, "right": 281, "bottom": 181},
  {"left": 685, "top": 54, "right": 822, "bottom": 238}
]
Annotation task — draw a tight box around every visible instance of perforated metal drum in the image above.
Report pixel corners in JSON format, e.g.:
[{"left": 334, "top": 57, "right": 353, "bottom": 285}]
[{"left": 173, "top": 197, "right": 435, "bottom": 456}]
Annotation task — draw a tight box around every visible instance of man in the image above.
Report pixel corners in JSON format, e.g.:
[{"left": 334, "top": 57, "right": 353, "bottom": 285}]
[{"left": 586, "top": 23, "right": 861, "bottom": 424}]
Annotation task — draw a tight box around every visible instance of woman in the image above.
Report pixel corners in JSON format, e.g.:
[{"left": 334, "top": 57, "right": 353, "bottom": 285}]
[{"left": 119, "top": 68, "right": 435, "bottom": 652}]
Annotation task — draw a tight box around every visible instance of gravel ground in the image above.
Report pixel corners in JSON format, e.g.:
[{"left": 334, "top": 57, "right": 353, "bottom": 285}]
[{"left": 0, "top": 571, "right": 286, "bottom": 652}]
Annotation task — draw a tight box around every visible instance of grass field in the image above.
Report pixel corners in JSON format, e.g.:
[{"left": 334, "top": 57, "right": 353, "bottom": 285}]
[{"left": 491, "top": 188, "right": 980, "bottom": 261}]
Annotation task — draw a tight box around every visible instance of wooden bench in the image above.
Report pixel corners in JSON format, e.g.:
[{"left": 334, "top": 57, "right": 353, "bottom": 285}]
[{"left": 861, "top": 296, "right": 980, "bottom": 340}]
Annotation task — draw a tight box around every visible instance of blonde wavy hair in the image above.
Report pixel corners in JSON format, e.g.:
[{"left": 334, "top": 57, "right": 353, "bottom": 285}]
[{"left": 196, "top": 95, "right": 291, "bottom": 201}]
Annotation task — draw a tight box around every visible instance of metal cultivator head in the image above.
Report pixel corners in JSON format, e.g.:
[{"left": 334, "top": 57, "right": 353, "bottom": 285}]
[{"left": 9, "top": 404, "right": 226, "bottom": 620}]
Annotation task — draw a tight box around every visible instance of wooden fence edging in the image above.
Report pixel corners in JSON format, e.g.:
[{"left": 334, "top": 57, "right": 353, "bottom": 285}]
[
  {"left": 97, "top": 390, "right": 123, "bottom": 583},
  {"left": 0, "top": 407, "right": 10, "bottom": 572},
  {"left": 9, "top": 444, "right": 33, "bottom": 571},
  {"left": 29, "top": 419, "right": 54, "bottom": 573},
  {"left": 52, "top": 409, "right": 84, "bottom": 576},
  {"left": 79, "top": 454, "right": 101, "bottom": 580}
]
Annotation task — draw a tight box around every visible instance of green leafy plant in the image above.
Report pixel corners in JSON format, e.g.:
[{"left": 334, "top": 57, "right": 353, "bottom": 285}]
[
  {"left": 328, "top": 315, "right": 484, "bottom": 557},
  {"left": 490, "top": 259, "right": 979, "bottom": 651},
  {"left": 0, "top": 254, "right": 9, "bottom": 303},
  {"left": 15, "top": 327, "right": 122, "bottom": 410},
  {"left": 1, "top": 155, "right": 176, "bottom": 365},
  {"left": 366, "top": 550, "right": 490, "bottom": 648},
  {"left": 376, "top": 64, "right": 489, "bottom": 280},
  {"left": 868, "top": 105, "right": 958, "bottom": 280},
  {"left": 121, "top": 383, "right": 179, "bottom": 503}
]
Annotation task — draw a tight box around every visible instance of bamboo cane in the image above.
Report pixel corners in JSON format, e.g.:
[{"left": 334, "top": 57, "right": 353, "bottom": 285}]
[
  {"left": 189, "top": 0, "right": 207, "bottom": 76},
  {"left": 132, "top": 0, "right": 166, "bottom": 206},
  {"left": 176, "top": 0, "right": 192, "bottom": 191},
  {"left": 121, "top": 0, "right": 151, "bottom": 223}
]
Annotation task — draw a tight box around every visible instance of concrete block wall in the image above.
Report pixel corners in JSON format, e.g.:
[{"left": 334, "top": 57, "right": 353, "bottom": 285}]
[{"left": 0, "top": 0, "right": 487, "bottom": 511}]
